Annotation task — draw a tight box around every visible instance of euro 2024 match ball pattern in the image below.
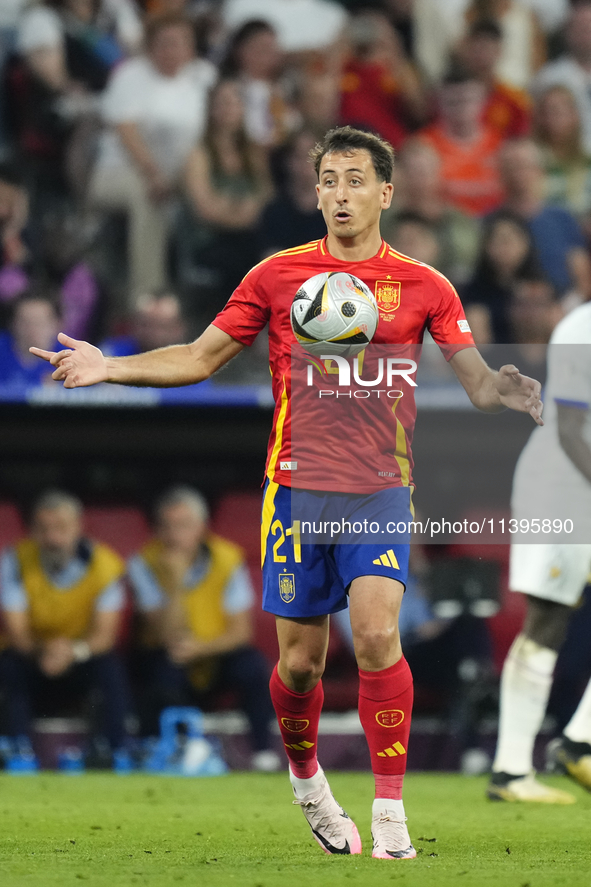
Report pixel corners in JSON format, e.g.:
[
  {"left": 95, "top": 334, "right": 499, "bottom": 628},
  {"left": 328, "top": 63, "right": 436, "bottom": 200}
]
[{"left": 290, "top": 271, "right": 379, "bottom": 357}]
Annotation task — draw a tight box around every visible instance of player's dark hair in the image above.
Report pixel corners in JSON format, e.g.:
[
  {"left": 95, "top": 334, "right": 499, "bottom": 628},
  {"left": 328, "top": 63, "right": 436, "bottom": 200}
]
[{"left": 310, "top": 126, "right": 395, "bottom": 183}]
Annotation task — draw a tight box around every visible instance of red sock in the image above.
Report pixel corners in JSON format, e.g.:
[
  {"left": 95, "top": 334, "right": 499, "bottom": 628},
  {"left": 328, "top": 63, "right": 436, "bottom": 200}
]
[
  {"left": 358, "top": 657, "right": 414, "bottom": 800},
  {"left": 269, "top": 664, "right": 323, "bottom": 778}
]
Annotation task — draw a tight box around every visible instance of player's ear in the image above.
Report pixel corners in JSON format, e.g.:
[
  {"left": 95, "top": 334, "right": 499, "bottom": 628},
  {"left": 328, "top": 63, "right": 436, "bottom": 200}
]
[
  {"left": 381, "top": 181, "right": 394, "bottom": 210},
  {"left": 315, "top": 183, "right": 321, "bottom": 209}
]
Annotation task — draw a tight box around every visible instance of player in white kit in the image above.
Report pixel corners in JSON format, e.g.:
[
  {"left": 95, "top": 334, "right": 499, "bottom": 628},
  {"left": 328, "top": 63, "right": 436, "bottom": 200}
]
[{"left": 488, "top": 303, "right": 591, "bottom": 803}]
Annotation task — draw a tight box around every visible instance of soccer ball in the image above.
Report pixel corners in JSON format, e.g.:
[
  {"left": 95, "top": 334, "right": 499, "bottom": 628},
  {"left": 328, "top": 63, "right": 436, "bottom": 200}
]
[{"left": 290, "top": 271, "right": 379, "bottom": 357}]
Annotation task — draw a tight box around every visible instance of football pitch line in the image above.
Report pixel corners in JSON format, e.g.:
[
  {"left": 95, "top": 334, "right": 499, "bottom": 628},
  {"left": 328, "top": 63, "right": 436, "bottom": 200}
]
[{"left": 0, "top": 772, "right": 589, "bottom": 887}]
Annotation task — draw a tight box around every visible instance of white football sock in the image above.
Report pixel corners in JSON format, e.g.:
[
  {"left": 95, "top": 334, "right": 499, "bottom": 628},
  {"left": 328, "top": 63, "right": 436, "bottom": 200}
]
[
  {"left": 493, "top": 633, "right": 557, "bottom": 776},
  {"left": 564, "top": 675, "right": 591, "bottom": 744},
  {"left": 289, "top": 764, "right": 323, "bottom": 795},
  {"left": 372, "top": 798, "right": 405, "bottom": 821}
]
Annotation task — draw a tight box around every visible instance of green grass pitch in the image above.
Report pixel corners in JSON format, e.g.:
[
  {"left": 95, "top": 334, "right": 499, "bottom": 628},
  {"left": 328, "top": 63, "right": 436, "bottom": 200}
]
[{"left": 0, "top": 771, "right": 589, "bottom": 887}]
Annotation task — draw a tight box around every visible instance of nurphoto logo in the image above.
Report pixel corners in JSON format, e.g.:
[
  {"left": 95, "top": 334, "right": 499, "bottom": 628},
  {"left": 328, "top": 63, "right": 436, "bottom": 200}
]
[{"left": 305, "top": 354, "right": 417, "bottom": 399}]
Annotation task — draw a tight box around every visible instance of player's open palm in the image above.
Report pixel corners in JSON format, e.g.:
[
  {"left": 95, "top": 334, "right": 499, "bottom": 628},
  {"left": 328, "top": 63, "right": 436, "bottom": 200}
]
[
  {"left": 496, "top": 364, "right": 544, "bottom": 426},
  {"left": 29, "top": 332, "right": 108, "bottom": 388}
]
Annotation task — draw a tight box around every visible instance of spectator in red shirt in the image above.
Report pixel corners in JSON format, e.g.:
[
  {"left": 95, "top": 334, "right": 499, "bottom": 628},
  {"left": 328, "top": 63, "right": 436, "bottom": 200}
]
[
  {"left": 416, "top": 69, "right": 505, "bottom": 216},
  {"left": 339, "top": 10, "right": 428, "bottom": 150},
  {"left": 457, "top": 19, "right": 531, "bottom": 139}
]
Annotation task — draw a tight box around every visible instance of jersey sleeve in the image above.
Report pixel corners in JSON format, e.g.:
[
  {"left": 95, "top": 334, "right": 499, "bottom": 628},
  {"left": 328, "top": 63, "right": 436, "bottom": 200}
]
[
  {"left": 212, "top": 263, "right": 271, "bottom": 346},
  {"left": 549, "top": 343, "right": 591, "bottom": 409},
  {"left": 426, "top": 271, "right": 475, "bottom": 360}
]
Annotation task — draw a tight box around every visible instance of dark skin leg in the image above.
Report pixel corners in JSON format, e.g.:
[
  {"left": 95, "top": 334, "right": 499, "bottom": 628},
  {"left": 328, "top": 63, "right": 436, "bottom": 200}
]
[{"left": 522, "top": 595, "right": 572, "bottom": 652}]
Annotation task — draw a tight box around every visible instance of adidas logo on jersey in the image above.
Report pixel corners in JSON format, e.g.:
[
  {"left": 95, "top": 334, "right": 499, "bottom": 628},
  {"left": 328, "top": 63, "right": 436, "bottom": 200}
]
[{"left": 373, "top": 549, "right": 400, "bottom": 569}]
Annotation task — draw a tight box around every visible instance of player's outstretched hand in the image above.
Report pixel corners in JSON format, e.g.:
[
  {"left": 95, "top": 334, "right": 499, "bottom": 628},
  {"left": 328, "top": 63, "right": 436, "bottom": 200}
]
[
  {"left": 495, "top": 364, "right": 544, "bottom": 426},
  {"left": 29, "top": 332, "right": 108, "bottom": 388}
]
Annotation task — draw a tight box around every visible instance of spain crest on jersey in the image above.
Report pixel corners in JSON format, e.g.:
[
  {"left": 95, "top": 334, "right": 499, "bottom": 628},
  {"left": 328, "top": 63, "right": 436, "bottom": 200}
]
[
  {"left": 375, "top": 280, "right": 401, "bottom": 317},
  {"left": 279, "top": 573, "right": 295, "bottom": 603}
]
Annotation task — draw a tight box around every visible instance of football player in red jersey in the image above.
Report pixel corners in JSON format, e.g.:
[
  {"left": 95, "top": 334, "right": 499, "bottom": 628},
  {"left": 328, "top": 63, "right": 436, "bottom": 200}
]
[{"left": 31, "top": 127, "right": 543, "bottom": 861}]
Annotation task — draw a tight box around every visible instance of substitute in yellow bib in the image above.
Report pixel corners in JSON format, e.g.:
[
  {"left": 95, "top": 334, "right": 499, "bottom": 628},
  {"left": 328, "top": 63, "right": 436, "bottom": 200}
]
[
  {"left": 0, "top": 490, "right": 132, "bottom": 761},
  {"left": 128, "top": 486, "right": 280, "bottom": 771}
]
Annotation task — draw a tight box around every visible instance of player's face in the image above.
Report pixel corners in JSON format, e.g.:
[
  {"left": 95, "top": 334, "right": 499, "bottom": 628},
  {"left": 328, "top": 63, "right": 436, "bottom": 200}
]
[{"left": 316, "top": 150, "right": 393, "bottom": 241}]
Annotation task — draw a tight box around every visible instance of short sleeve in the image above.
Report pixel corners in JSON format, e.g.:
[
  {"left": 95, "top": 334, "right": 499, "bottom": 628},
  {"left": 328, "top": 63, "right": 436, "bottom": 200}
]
[
  {"left": 222, "top": 563, "right": 255, "bottom": 614},
  {"left": 426, "top": 271, "right": 475, "bottom": 360},
  {"left": 101, "top": 59, "right": 147, "bottom": 124},
  {"left": 549, "top": 343, "right": 591, "bottom": 409},
  {"left": 95, "top": 580, "right": 125, "bottom": 612},
  {"left": 127, "top": 555, "right": 166, "bottom": 612},
  {"left": 212, "top": 264, "right": 271, "bottom": 346},
  {"left": 0, "top": 549, "right": 27, "bottom": 612}
]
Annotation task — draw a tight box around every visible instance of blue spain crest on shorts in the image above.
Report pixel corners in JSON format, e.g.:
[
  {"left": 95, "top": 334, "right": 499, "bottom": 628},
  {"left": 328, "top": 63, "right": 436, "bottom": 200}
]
[{"left": 279, "top": 572, "right": 296, "bottom": 603}]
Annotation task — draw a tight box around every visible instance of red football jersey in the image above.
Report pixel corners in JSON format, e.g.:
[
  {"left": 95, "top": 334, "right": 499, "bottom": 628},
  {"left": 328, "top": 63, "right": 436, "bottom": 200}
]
[{"left": 212, "top": 237, "right": 475, "bottom": 493}]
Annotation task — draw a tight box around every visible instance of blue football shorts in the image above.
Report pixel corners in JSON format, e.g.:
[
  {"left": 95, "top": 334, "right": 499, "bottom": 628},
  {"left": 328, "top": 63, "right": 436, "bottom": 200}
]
[{"left": 261, "top": 480, "right": 412, "bottom": 618}]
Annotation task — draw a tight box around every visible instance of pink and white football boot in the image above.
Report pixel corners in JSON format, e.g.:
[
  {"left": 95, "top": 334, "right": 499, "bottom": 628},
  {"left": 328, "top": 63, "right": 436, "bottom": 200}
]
[
  {"left": 371, "top": 802, "right": 417, "bottom": 860},
  {"left": 292, "top": 765, "right": 362, "bottom": 855}
]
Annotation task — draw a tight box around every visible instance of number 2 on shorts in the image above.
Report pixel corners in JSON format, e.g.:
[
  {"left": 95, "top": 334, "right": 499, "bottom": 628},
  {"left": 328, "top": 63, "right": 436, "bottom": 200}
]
[{"left": 272, "top": 519, "right": 302, "bottom": 563}]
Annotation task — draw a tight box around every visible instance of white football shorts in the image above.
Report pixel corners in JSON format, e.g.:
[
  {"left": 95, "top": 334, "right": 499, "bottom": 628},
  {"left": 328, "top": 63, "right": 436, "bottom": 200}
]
[{"left": 509, "top": 543, "right": 591, "bottom": 605}]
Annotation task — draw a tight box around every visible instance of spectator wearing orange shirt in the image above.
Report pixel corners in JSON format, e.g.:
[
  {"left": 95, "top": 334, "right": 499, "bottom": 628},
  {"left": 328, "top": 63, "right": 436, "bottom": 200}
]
[
  {"left": 339, "top": 11, "right": 428, "bottom": 151},
  {"left": 458, "top": 19, "right": 531, "bottom": 139},
  {"left": 416, "top": 69, "right": 504, "bottom": 217}
]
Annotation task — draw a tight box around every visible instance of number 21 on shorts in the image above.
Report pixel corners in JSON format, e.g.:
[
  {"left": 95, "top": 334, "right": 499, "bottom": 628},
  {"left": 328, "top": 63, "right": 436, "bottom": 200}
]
[{"left": 272, "top": 519, "right": 302, "bottom": 563}]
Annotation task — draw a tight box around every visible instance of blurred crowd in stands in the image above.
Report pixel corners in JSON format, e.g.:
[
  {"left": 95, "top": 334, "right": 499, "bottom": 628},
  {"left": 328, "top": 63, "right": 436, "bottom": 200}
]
[{"left": 1, "top": 0, "right": 591, "bottom": 385}]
